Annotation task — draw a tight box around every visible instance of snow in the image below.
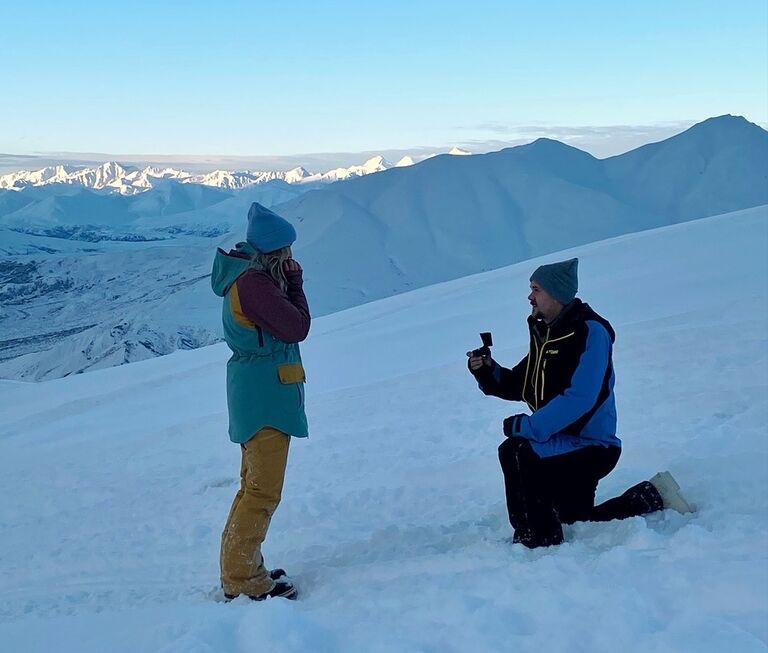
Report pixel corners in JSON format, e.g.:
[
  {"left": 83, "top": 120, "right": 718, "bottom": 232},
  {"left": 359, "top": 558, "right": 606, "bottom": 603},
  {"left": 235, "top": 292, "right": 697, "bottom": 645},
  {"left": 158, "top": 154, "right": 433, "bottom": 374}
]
[
  {"left": 0, "top": 205, "right": 766, "bottom": 652},
  {"left": 603, "top": 115, "right": 768, "bottom": 220},
  {"left": 279, "top": 116, "right": 767, "bottom": 316}
]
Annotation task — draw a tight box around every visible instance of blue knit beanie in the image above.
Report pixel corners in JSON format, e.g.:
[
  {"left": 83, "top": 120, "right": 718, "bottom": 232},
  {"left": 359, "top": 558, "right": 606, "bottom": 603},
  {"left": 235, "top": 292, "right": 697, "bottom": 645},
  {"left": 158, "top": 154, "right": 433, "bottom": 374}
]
[
  {"left": 530, "top": 258, "right": 579, "bottom": 305},
  {"left": 245, "top": 202, "right": 297, "bottom": 253}
]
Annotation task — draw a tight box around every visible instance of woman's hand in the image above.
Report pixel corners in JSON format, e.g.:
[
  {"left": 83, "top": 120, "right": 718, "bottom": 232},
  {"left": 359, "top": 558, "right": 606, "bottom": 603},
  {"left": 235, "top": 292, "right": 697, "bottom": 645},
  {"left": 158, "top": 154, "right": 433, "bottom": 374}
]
[{"left": 283, "top": 258, "right": 302, "bottom": 274}]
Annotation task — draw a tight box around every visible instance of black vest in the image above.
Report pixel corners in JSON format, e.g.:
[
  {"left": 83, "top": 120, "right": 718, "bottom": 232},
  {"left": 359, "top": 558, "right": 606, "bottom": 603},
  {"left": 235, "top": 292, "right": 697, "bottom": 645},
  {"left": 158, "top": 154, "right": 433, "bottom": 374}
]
[{"left": 521, "top": 300, "right": 615, "bottom": 434}]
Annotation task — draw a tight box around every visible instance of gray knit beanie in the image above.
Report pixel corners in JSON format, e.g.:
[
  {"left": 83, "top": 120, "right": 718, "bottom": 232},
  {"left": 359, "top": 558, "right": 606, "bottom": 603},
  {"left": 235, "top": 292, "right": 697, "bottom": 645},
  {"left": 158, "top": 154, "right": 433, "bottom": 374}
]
[{"left": 530, "top": 258, "right": 579, "bottom": 305}]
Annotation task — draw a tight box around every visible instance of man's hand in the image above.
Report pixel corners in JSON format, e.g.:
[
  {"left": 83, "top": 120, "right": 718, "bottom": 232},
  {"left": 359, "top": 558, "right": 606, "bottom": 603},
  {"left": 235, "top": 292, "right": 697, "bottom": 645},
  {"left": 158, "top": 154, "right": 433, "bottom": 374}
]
[
  {"left": 503, "top": 415, "right": 520, "bottom": 437},
  {"left": 283, "top": 258, "right": 302, "bottom": 274},
  {"left": 503, "top": 414, "right": 531, "bottom": 438},
  {"left": 466, "top": 351, "right": 492, "bottom": 373}
]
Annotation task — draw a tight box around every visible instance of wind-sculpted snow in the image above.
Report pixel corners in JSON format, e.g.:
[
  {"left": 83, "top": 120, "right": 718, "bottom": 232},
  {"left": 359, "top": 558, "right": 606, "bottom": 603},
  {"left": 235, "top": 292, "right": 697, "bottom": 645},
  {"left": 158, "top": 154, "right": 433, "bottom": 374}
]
[
  {"left": 0, "top": 208, "right": 765, "bottom": 652},
  {"left": 0, "top": 115, "right": 766, "bottom": 380}
]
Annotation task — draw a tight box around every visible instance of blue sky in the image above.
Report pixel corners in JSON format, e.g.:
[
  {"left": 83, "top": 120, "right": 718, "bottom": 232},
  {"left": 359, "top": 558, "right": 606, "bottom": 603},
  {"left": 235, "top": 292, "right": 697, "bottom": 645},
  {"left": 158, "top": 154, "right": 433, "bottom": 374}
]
[{"left": 2, "top": 0, "right": 766, "bottom": 161}]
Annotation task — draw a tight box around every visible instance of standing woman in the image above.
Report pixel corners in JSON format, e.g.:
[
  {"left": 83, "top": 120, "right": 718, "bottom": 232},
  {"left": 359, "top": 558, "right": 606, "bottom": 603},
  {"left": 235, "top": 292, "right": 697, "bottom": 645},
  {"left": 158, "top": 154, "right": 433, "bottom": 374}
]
[{"left": 211, "top": 202, "right": 310, "bottom": 601}]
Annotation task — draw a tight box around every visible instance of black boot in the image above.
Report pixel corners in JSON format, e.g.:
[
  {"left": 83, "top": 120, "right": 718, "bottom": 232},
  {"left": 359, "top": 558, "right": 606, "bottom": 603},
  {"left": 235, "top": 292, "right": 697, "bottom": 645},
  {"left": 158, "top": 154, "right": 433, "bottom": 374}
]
[
  {"left": 224, "top": 579, "right": 298, "bottom": 602},
  {"left": 224, "top": 570, "right": 296, "bottom": 602},
  {"left": 513, "top": 527, "right": 564, "bottom": 549},
  {"left": 252, "top": 580, "right": 298, "bottom": 601}
]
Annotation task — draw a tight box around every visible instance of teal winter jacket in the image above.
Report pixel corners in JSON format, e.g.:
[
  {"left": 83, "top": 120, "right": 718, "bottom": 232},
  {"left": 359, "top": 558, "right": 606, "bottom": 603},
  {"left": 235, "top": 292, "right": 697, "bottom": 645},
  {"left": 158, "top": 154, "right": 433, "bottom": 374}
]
[{"left": 211, "top": 242, "right": 311, "bottom": 443}]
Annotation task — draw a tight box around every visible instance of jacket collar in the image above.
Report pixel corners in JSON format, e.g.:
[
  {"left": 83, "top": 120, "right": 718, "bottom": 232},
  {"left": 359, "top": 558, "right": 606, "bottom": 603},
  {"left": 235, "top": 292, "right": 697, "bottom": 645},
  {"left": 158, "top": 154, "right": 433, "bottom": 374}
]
[
  {"left": 528, "top": 299, "right": 581, "bottom": 339},
  {"left": 527, "top": 298, "right": 615, "bottom": 343}
]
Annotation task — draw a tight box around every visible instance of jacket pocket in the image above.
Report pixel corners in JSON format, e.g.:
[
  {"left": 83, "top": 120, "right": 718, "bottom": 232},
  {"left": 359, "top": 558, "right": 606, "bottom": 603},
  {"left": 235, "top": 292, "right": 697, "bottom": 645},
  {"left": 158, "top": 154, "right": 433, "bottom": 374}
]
[{"left": 277, "top": 362, "right": 306, "bottom": 384}]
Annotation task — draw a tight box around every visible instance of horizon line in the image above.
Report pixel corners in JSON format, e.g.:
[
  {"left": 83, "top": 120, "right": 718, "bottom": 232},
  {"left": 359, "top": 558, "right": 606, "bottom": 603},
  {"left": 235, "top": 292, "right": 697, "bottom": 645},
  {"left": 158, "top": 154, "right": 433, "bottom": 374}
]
[{"left": 2, "top": 115, "right": 766, "bottom": 176}]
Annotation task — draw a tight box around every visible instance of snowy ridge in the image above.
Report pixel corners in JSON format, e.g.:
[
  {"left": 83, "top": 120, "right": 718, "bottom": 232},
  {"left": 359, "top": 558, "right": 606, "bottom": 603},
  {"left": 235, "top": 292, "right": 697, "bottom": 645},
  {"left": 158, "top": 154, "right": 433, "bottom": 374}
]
[
  {"left": 0, "top": 207, "right": 765, "bottom": 652},
  {"left": 279, "top": 115, "right": 768, "bottom": 310},
  {"left": 0, "top": 149, "right": 465, "bottom": 194}
]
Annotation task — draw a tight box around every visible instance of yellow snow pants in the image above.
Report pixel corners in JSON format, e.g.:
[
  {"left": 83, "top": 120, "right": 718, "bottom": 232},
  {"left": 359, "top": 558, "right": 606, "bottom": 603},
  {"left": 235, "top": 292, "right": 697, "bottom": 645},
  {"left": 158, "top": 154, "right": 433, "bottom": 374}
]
[{"left": 220, "top": 427, "right": 290, "bottom": 597}]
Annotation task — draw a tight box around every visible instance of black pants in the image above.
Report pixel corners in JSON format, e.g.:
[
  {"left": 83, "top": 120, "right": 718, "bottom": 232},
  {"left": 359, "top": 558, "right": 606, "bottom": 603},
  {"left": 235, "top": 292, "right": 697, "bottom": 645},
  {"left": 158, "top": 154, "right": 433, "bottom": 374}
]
[{"left": 498, "top": 437, "right": 663, "bottom": 548}]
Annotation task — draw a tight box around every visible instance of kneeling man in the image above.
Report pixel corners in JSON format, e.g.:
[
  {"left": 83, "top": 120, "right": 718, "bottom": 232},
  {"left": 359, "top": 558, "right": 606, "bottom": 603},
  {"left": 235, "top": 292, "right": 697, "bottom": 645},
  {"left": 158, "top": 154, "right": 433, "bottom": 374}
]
[{"left": 468, "top": 258, "right": 692, "bottom": 548}]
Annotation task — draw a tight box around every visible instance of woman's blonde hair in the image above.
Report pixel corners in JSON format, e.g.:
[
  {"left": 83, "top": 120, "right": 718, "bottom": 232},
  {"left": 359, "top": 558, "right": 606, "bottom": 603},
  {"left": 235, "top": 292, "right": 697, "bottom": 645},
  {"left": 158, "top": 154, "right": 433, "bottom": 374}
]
[{"left": 250, "top": 246, "right": 292, "bottom": 292}]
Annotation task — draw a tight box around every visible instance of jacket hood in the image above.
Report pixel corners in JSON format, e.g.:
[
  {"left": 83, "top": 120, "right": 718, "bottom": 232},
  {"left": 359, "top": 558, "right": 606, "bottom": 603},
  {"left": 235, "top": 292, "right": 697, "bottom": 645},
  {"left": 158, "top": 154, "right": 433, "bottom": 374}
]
[{"left": 210, "top": 241, "right": 256, "bottom": 297}]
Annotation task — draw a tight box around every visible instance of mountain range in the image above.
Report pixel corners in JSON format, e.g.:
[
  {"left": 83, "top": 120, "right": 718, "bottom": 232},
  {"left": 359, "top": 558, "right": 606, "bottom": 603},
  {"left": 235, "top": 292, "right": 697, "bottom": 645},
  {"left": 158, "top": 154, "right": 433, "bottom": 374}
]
[
  {"left": 0, "top": 149, "right": 473, "bottom": 195},
  {"left": 279, "top": 115, "right": 768, "bottom": 311},
  {"left": 0, "top": 115, "right": 765, "bottom": 381}
]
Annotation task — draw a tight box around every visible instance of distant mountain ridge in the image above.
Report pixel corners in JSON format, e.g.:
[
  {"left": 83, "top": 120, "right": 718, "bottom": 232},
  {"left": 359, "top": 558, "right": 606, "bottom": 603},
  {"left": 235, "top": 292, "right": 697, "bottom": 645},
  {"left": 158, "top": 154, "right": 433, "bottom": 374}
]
[
  {"left": 0, "top": 150, "right": 468, "bottom": 195},
  {"left": 1, "top": 114, "right": 765, "bottom": 381}
]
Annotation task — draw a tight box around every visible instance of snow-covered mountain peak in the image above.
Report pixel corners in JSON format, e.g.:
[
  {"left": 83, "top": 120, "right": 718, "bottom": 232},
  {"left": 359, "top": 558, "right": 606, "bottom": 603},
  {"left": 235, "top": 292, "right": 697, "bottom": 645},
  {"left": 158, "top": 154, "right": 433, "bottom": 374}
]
[
  {"left": 525, "top": 137, "right": 582, "bottom": 151},
  {"left": 694, "top": 113, "right": 753, "bottom": 130},
  {"left": 0, "top": 147, "right": 476, "bottom": 195},
  {"left": 361, "top": 155, "right": 391, "bottom": 171},
  {"left": 284, "top": 166, "right": 313, "bottom": 183},
  {"left": 0, "top": 159, "right": 368, "bottom": 194},
  {"left": 98, "top": 161, "right": 129, "bottom": 175},
  {"left": 448, "top": 146, "right": 471, "bottom": 155},
  {"left": 676, "top": 114, "right": 767, "bottom": 148},
  {"left": 148, "top": 166, "right": 189, "bottom": 179}
]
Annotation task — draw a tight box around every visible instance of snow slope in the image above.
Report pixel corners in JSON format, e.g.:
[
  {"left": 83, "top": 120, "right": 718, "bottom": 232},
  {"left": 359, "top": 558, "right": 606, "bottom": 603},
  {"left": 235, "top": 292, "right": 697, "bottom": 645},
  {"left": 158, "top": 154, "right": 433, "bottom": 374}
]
[
  {"left": 0, "top": 205, "right": 766, "bottom": 652},
  {"left": 604, "top": 115, "right": 768, "bottom": 219}
]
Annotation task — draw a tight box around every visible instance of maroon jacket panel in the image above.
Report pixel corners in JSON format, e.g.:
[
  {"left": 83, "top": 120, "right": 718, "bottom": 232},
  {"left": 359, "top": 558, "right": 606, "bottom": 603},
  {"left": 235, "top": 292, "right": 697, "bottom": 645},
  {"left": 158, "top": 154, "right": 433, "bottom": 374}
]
[{"left": 235, "top": 268, "right": 311, "bottom": 343}]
